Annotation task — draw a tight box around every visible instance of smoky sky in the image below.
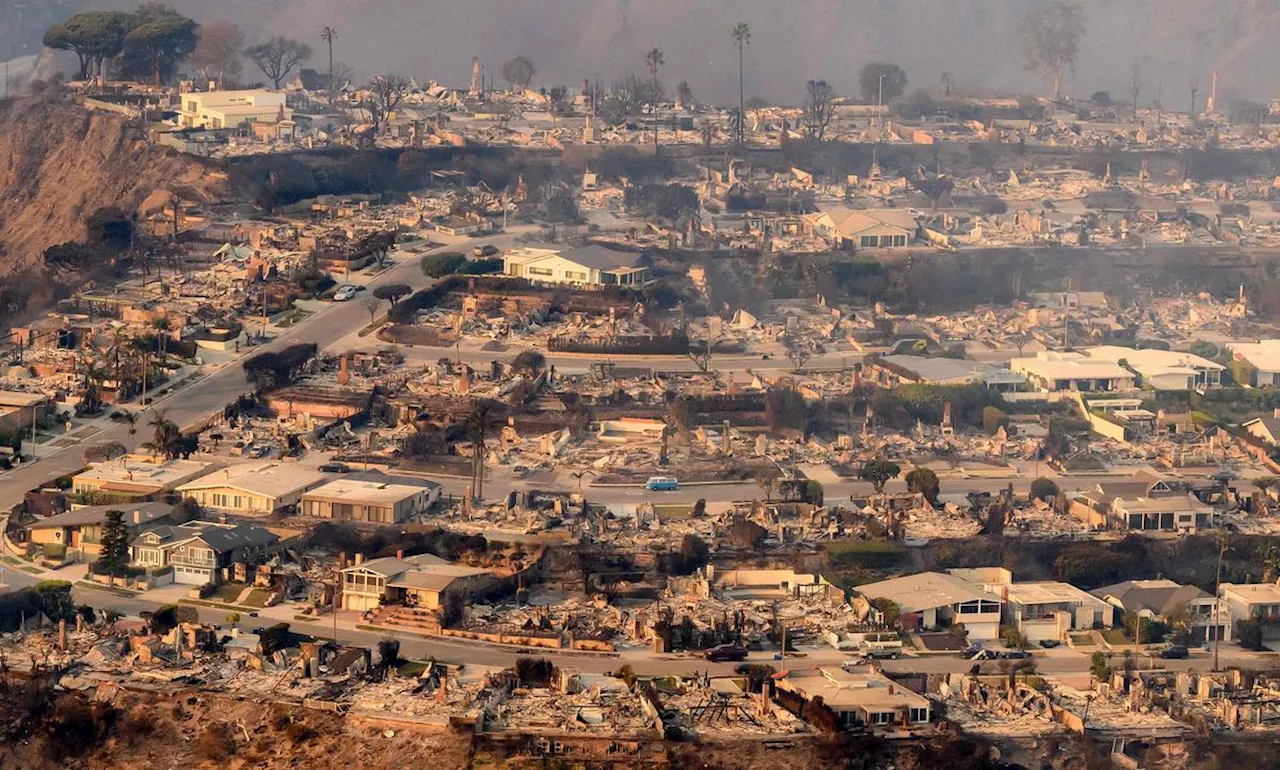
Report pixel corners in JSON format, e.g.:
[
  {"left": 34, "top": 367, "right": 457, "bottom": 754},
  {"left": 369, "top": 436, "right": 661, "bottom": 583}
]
[{"left": 82, "top": 0, "right": 1276, "bottom": 108}]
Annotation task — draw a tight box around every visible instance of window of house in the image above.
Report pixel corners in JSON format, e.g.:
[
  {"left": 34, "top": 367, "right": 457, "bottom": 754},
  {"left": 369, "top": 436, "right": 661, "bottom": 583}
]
[
  {"left": 909, "top": 707, "right": 929, "bottom": 722},
  {"left": 527, "top": 267, "right": 553, "bottom": 276},
  {"left": 860, "top": 235, "right": 877, "bottom": 248},
  {"left": 869, "top": 711, "right": 893, "bottom": 725}
]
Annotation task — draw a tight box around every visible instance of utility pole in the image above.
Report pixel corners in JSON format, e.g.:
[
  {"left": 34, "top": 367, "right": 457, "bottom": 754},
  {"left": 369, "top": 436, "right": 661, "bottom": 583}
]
[
  {"left": 877, "top": 75, "right": 885, "bottom": 128},
  {"left": 1213, "top": 531, "right": 1228, "bottom": 671}
]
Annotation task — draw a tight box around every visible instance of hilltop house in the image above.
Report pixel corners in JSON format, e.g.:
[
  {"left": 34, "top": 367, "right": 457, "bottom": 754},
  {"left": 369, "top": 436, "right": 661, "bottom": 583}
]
[
  {"left": 178, "top": 89, "right": 291, "bottom": 130},
  {"left": 502, "top": 244, "right": 651, "bottom": 288},
  {"left": 855, "top": 571, "right": 1004, "bottom": 640}
]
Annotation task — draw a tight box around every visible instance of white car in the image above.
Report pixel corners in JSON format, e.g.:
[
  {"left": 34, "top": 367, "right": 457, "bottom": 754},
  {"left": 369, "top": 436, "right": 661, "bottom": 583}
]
[{"left": 334, "top": 285, "right": 357, "bottom": 302}]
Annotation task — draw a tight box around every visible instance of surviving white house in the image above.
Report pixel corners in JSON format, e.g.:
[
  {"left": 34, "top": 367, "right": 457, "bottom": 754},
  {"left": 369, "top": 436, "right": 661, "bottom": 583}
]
[
  {"left": 503, "top": 244, "right": 651, "bottom": 287},
  {"left": 1083, "top": 346, "right": 1224, "bottom": 391},
  {"left": 855, "top": 571, "right": 1004, "bottom": 641},
  {"left": 808, "top": 208, "right": 918, "bottom": 250},
  {"left": 1010, "top": 351, "right": 1136, "bottom": 393},
  {"left": 178, "top": 89, "right": 291, "bottom": 130},
  {"left": 949, "top": 568, "right": 1113, "bottom": 642}
]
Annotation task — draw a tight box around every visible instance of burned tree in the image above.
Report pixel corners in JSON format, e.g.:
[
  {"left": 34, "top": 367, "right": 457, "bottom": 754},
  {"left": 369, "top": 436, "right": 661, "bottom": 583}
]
[
  {"left": 1018, "top": 0, "right": 1086, "bottom": 100},
  {"left": 802, "top": 79, "right": 835, "bottom": 142}
]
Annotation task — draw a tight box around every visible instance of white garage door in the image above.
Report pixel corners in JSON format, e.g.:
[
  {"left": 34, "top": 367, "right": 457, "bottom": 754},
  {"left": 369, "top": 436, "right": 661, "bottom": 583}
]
[{"left": 174, "top": 566, "right": 212, "bottom": 585}]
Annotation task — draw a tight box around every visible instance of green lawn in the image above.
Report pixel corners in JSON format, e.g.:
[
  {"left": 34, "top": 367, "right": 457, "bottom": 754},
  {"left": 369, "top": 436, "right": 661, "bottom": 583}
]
[
  {"left": 1070, "top": 633, "right": 1097, "bottom": 647},
  {"left": 1100, "top": 628, "right": 1132, "bottom": 645},
  {"left": 209, "top": 582, "right": 251, "bottom": 604}
]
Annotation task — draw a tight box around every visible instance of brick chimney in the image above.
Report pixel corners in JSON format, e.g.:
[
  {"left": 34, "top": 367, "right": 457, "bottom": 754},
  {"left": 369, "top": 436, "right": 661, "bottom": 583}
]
[
  {"left": 396, "top": 549, "right": 404, "bottom": 560},
  {"left": 337, "top": 356, "right": 350, "bottom": 386}
]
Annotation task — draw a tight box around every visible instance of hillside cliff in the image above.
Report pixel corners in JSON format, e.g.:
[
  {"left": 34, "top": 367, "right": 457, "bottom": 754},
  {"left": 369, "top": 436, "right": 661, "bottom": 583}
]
[{"left": 0, "top": 94, "right": 234, "bottom": 275}]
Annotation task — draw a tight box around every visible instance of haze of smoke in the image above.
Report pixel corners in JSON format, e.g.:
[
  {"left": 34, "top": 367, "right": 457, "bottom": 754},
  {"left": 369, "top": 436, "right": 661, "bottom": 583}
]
[{"left": 59, "top": 0, "right": 1280, "bottom": 107}]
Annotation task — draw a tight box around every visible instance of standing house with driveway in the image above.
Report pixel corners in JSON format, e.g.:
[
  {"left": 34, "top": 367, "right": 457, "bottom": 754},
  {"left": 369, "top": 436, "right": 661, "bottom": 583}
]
[
  {"left": 949, "top": 568, "right": 1113, "bottom": 642},
  {"left": 855, "top": 571, "right": 1004, "bottom": 640},
  {"left": 130, "top": 521, "right": 279, "bottom": 585},
  {"left": 340, "top": 553, "right": 496, "bottom": 612},
  {"left": 1218, "top": 580, "right": 1280, "bottom": 640},
  {"left": 502, "top": 244, "right": 652, "bottom": 287},
  {"left": 1227, "top": 340, "right": 1280, "bottom": 386},
  {"left": 1091, "top": 579, "right": 1230, "bottom": 644},
  {"left": 177, "top": 463, "right": 329, "bottom": 516},
  {"left": 26, "top": 502, "right": 176, "bottom": 562}
]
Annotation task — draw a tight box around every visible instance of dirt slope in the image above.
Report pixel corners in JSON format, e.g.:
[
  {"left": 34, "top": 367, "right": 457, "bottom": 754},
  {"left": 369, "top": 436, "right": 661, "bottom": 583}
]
[{"left": 0, "top": 94, "right": 234, "bottom": 276}]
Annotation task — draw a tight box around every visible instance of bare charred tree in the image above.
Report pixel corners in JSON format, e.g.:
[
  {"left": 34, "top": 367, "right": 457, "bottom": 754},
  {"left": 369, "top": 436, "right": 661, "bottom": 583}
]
[
  {"left": 245, "top": 36, "right": 312, "bottom": 89},
  {"left": 802, "top": 79, "right": 835, "bottom": 142},
  {"left": 1018, "top": 0, "right": 1086, "bottom": 100},
  {"left": 502, "top": 55, "right": 536, "bottom": 92},
  {"left": 367, "top": 74, "right": 411, "bottom": 128},
  {"left": 1128, "top": 57, "right": 1143, "bottom": 118},
  {"left": 189, "top": 21, "right": 244, "bottom": 88}
]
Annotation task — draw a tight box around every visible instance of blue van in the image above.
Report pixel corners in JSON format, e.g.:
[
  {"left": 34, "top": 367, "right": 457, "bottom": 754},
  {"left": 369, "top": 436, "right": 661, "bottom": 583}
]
[{"left": 645, "top": 476, "right": 680, "bottom": 491}]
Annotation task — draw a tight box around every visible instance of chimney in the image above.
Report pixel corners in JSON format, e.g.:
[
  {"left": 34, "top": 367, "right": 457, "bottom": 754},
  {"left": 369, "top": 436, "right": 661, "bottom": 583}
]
[
  {"left": 58, "top": 619, "right": 67, "bottom": 652},
  {"left": 722, "top": 420, "right": 731, "bottom": 454},
  {"left": 337, "top": 356, "right": 350, "bottom": 386},
  {"left": 396, "top": 549, "right": 404, "bottom": 560},
  {"left": 132, "top": 509, "right": 143, "bottom": 525},
  {"left": 355, "top": 553, "right": 364, "bottom": 566},
  {"left": 1272, "top": 408, "right": 1280, "bottom": 420},
  {"left": 339, "top": 551, "right": 347, "bottom": 568},
  {"left": 887, "top": 683, "right": 895, "bottom": 695}
]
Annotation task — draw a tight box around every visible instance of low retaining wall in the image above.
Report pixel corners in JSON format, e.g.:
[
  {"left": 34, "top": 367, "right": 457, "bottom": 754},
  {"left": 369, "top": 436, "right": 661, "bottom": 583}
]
[{"left": 439, "top": 627, "right": 563, "bottom": 649}]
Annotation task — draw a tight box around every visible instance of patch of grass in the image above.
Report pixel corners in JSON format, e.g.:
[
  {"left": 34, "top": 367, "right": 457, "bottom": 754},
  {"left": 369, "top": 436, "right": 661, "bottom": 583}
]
[
  {"left": 75, "top": 580, "right": 139, "bottom": 597},
  {"left": 180, "top": 598, "right": 252, "bottom": 613},
  {"left": 1070, "top": 633, "right": 1096, "bottom": 647},
  {"left": 1100, "top": 628, "right": 1131, "bottom": 645},
  {"left": 827, "top": 539, "right": 907, "bottom": 569},
  {"left": 397, "top": 660, "right": 430, "bottom": 677},
  {"left": 209, "top": 582, "right": 249, "bottom": 604}
]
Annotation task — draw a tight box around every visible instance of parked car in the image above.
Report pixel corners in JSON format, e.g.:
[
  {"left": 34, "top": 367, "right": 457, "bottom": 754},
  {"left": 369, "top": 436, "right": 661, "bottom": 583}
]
[
  {"left": 841, "top": 657, "right": 871, "bottom": 670},
  {"left": 705, "top": 644, "right": 748, "bottom": 662},
  {"left": 334, "top": 285, "right": 358, "bottom": 301},
  {"left": 967, "top": 648, "right": 999, "bottom": 661},
  {"left": 318, "top": 463, "right": 350, "bottom": 473},
  {"left": 1159, "top": 645, "right": 1189, "bottom": 659},
  {"left": 1039, "top": 639, "right": 1061, "bottom": 649},
  {"left": 473, "top": 244, "right": 499, "bottom": 258},
  {"left": 1002, "top": 650, "right": 1033, "bottom": 659}
]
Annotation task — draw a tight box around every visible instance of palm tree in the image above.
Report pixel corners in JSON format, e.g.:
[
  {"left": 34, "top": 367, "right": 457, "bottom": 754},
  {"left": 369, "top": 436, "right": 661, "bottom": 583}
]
[
  {"left": 121, "top": 411, "right": 139, "bottom": 452},
  {"left": 731, "top": 23, "right": 751, "bottom": 146},
  {"left": 320, "top": 26, "right": 338, "bottom": 106},
  {"left": 645, "top": 48, "right": 664, "bottom": 144},
  {"left": 152, "top": 317, "right": 171, "bottom": 364},
  {"left": 465, "top": 399, "right": 504, "bottom": 502}
]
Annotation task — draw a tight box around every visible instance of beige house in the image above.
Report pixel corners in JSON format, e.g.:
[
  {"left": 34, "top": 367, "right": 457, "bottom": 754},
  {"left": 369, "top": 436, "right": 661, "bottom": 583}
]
[
  {"left": 26, "top": 502, "right": 175, "bottom": 561},
  {"left": 72, "top": 457, "right": 214, "bottom": 498},
  {"left": 178, "top": 89, "right": 291, "bottom": 130},
  {"left": 340, "top": 553, "right": 495, "bottom": 612},
  {"left": 300, "top": 475, "right": 441, "bottom": 524},
  {"left": 775, "top": 668, "right": 932, "bottom": 728},
  {"left": 177, "top": 463, "right": 328, "bottom": 516},
  {"left": 503, "top": 244, "right": 651, "bottom": 287},
  {"left": 808, "top": 208, "right": 918, "bottom": 249}
]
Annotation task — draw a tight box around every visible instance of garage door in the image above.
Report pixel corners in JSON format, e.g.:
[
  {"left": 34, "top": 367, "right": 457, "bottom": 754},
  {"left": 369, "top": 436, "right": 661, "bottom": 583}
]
[{"left": 174, "top": 566, "right": 211, "bottom": 585}]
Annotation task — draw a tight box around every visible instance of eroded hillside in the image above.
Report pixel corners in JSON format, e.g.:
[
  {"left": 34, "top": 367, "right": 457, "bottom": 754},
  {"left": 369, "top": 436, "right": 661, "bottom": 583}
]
[{"left": 0, "top": 94, "right": 236, "bottom": 276}]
